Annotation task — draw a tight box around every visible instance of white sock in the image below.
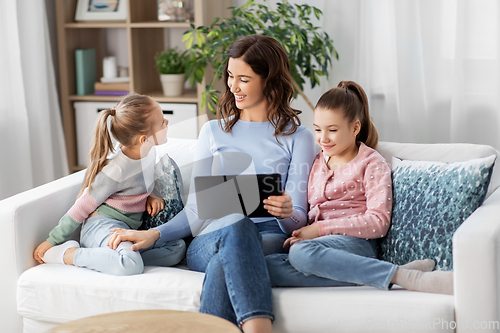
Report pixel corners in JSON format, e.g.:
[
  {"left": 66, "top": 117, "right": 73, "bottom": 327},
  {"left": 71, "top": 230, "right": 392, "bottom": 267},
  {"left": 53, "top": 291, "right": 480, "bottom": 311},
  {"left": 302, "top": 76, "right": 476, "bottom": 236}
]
[
  {"left": 399, "top": 259, "right": 435, "bottom": 272},
  {"left": 395, "top": 269, "right": 454, "bottom": 295},
  {"left": 42, "top": 240, "right": 80, "bottom": 264}
]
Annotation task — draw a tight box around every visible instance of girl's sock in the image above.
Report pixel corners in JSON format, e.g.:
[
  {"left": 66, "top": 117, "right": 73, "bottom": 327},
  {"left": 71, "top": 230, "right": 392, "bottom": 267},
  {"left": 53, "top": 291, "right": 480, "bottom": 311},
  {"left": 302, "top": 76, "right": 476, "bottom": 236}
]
[
  {"left": 395, "top": 268, "right": 454, "bottom": 295},
  {"left": 42, "top": 240, "right": 80, "bottom": 264},
  {"left": 399, "top": 259, "right": 435, "bottom": 272}
]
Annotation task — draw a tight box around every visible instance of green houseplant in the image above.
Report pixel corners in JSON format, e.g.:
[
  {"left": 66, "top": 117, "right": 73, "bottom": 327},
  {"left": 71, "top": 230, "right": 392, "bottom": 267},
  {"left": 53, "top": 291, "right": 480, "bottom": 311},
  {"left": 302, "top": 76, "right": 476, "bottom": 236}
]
[
  {"left": 155, "top": 47, "right": 186, "bottom": 97},
  {"left": 181, "top": 0, "right": 338, "bottom": 113}
]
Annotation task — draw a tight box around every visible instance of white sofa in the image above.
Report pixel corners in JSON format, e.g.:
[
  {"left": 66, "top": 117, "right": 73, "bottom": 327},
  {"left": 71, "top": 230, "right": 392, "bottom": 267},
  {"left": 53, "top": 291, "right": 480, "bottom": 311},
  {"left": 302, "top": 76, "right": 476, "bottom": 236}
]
[{"left": 2, "top": 138, "right": 500, "bottom": 333}]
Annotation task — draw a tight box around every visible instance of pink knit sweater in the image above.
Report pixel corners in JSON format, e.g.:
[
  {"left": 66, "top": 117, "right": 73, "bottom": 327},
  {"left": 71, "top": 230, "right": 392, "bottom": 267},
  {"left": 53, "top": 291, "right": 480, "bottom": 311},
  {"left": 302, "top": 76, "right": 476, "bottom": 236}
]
[{"left": 308, "top": 143, "right": 392, "bottom": 239}]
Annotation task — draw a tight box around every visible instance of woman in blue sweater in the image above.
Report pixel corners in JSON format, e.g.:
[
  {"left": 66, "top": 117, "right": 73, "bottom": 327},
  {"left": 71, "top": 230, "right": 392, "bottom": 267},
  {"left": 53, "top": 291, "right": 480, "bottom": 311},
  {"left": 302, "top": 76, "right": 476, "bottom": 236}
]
[{"left": 108, "top": 35, "right": 315, "bottom": 333}]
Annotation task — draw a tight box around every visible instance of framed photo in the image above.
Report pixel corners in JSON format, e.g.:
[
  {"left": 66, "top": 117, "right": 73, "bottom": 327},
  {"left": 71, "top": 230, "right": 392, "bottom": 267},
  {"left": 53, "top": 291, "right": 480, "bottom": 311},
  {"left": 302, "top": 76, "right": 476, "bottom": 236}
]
[
  {"left": 157, "top": 0, "right": 194, "bottom": 22},
  {"left": 75, "top": 0, "right": 127, "bottom": 21}
]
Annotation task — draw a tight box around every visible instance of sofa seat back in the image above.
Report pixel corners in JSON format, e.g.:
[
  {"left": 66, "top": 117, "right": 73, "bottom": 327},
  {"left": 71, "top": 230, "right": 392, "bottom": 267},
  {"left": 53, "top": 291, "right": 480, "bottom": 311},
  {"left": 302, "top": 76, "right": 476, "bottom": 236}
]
[
  {"left": 376, "top": 141, "right": 500, "bottom": 198},
  {"left": 162, "top": 138, "right": 500, "bottom": 202}
]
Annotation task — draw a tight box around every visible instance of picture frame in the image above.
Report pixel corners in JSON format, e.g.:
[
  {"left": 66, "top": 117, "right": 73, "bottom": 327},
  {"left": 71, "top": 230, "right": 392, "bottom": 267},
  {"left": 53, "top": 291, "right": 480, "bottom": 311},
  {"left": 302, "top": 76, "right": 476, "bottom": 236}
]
[
  {"left": 75, "top": 0, "right": 127, "bottom": 21},
  {"left": 157, "top": 0, "right": 194, "bottom": 22}
]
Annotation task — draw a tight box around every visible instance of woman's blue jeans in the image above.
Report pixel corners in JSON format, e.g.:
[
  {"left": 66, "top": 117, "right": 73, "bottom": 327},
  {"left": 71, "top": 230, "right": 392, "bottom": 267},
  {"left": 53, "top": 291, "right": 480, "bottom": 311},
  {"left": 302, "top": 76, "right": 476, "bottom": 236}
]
[
  {"left": 186, "top": 214, "right": 285, "bottom": 326},
  {"left": 73, "top": 214, "right": 186, "bottom": 276},
  {"left": 265, "top": 235, "right": 397, "bottom": 290}
]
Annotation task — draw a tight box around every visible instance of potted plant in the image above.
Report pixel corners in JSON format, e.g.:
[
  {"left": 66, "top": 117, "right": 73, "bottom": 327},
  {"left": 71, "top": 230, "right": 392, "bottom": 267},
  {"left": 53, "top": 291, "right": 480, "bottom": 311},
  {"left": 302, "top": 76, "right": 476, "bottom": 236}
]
[
  {"left": 155, "top": 47, "right": 186, "bottom": 97},
  {"left": 181, "top": 0, "right": 338, "bottom": 113}
]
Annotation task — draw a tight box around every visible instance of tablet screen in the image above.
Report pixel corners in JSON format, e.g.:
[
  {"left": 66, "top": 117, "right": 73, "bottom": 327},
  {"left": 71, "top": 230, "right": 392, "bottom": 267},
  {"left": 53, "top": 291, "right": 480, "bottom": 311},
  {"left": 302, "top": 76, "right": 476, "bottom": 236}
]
[{"left": 194, "top": 174, "right": 282, "bottom": 219}]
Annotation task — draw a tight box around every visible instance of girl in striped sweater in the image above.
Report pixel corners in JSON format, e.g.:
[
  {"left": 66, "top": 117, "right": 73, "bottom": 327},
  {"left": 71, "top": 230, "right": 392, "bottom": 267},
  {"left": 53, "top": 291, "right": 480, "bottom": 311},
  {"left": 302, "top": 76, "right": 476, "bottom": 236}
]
[{"left": 33, "top": 94, "right": 185, "bottom": 275}]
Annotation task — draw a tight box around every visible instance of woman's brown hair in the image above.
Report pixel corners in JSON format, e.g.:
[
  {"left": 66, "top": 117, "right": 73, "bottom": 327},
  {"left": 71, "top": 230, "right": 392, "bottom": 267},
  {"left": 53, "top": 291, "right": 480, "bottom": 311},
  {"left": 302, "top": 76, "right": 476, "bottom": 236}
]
[
  {"left": 315, "top": 80, "right": 379, "bottom": 149},
  {"left": 79, "top": 93, "right": 158, "bottom": 196},
  {"left": 218, "top": 35, "right": 301, "bottom": 137}
]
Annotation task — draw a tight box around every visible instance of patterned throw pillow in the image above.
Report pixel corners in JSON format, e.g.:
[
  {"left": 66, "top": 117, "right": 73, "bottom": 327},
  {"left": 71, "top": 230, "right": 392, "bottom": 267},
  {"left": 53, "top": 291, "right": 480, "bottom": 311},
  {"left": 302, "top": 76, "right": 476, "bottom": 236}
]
[
  {"left": 378, "top": 155, "right": 496, "bottom": 270},
  {"left": 140, "top": 154, "right": 184, "bottom": 230}
]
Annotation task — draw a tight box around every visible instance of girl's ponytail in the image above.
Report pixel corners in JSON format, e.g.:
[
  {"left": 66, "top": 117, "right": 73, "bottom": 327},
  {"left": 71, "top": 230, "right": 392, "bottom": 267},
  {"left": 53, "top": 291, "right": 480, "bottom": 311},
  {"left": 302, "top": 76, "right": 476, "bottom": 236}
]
[
  {"left": 78, "top": 109, "right": 115, "bottom": 197},
  {"left": 340, "top": 81, "right": 379, "bottom": 149}
]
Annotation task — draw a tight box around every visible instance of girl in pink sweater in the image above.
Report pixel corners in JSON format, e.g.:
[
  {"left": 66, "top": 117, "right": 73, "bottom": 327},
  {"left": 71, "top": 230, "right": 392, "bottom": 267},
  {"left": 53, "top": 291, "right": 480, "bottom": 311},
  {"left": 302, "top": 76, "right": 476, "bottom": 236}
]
[{"left": 266, "top": 81, "right": 453, "bottom": 294}]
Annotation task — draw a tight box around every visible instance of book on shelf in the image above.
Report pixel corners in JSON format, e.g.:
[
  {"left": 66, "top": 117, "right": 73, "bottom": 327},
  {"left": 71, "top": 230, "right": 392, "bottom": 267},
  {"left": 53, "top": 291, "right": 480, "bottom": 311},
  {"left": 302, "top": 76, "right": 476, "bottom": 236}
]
[
  {"left": 94, "top": 90, "right": 129, "bottom": 96},
  {"left": 100, "top": 76, "right": 130, "bottom": 83},
  {"left": 75, "top": 49, "right": 96, "bottom": 95},
  {"left": 94, "top": 82, "right": 130, "bottom": 91}
]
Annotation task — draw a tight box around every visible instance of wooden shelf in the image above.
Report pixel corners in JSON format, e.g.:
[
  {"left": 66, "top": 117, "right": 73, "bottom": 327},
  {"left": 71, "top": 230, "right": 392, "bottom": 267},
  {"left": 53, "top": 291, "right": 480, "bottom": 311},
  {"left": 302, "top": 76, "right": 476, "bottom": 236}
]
[
  {"left": 64, "top": 21, "right": 192, "bottom": 29},
  {"left": 147, "top": 89, "right": 198, "bottom": 103},
  {"left": 69, "top": 95, "right": 123, "bottom": 102},
  {"left": 130, "top": 21, "right": 192, "bottom": 28},
  {"left": 55, "top": 0, "right": 232, "bottom": 172},
  {"left": 72, "top": 165, "right": 87, "bottom": 173},
  {"left": 68, "top": 89, "right": 198, "bottom": 103},
  {"left": 65, "top": 22, "right": 128, "bottom": 28}
]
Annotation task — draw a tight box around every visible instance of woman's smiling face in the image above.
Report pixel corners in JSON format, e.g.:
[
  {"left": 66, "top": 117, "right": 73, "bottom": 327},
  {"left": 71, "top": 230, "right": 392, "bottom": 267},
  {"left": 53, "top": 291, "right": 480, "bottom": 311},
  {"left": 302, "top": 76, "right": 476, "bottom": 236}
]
[{"left": 227, "top": 57, "right": 268, "bottom": 117}]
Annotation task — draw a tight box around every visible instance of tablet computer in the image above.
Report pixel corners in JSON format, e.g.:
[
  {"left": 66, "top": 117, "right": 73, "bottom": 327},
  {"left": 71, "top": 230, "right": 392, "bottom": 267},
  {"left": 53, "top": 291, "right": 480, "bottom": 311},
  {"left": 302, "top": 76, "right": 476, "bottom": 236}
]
[{"left": 194, "top": 173, "right": 282, "bottom": 219}]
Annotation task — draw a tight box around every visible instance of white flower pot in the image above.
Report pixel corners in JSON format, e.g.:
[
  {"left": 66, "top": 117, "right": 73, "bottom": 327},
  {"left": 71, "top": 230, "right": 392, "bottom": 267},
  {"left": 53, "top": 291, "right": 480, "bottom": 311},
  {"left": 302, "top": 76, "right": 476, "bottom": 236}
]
[{"left": 160, "top": 74, "right": 185, "bottom": 97}]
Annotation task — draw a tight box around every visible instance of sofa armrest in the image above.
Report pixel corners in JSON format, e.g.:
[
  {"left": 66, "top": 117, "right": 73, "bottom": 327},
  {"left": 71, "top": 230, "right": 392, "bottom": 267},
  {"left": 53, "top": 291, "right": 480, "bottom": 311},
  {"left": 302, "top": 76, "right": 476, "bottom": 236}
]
[
  {"left": 453, "top": 188, "right": 500, "bottom": 332},
  {"left": 0, "top": 170, "right": 84, "bottom": 333}
]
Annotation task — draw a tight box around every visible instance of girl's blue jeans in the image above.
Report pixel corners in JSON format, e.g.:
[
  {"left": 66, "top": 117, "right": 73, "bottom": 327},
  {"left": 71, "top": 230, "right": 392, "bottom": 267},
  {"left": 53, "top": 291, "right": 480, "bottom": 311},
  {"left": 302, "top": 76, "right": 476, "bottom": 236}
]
[
  {"left": 73, "top": 214, "right": 186, "bottom": 276},
  {"left": 265, "top": 235, "right": 398, "bottom": 290},
  {"left": 186, "top": 214, "right": 286, "bottom": 327}
]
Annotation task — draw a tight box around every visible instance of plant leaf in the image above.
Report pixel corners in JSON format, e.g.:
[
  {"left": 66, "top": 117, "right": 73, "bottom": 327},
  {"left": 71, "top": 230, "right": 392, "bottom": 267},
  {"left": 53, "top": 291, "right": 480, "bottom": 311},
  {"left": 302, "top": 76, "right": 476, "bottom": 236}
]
[
  {"left": 195, "top": 31, "right": 206, "bottom": 47},
  {"left": 182, "top": 31, "right": 194, "bottom": 49}
]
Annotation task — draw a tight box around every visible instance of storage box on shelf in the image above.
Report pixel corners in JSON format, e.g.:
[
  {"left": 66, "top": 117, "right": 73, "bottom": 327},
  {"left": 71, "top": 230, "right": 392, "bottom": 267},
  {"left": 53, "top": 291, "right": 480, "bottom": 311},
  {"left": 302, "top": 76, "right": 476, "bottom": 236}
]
[
  {"left": 55, "top": 0, "right": 232, "bottom": 173},
  {"left": 74, "top": 101, "right": 198, "bottom": 167}
]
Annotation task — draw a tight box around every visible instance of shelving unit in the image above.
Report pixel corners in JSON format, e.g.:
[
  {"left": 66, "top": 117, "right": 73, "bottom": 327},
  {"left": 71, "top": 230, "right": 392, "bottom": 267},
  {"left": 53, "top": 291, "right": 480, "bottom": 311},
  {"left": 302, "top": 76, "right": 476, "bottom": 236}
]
[{"left": 55, "top": 0, "right": 232, "bottom": 172}]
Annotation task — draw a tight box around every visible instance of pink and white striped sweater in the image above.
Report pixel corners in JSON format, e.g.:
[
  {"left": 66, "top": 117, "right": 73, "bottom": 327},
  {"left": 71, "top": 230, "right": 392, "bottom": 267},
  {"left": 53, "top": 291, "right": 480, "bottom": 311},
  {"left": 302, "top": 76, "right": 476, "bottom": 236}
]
[
  {"left": 47, "top": 148, "right": 168, "bottom": 245},
  {"left": 307, "top": 143, "right": 393, "bottom": 239}
]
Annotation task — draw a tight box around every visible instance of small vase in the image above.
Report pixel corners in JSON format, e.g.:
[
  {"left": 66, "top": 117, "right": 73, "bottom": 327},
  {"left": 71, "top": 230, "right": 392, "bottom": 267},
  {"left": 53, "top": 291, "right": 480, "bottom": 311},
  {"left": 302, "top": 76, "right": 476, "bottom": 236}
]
[{"left": 160, "top": 74, "right": 184, "bottom": 97}]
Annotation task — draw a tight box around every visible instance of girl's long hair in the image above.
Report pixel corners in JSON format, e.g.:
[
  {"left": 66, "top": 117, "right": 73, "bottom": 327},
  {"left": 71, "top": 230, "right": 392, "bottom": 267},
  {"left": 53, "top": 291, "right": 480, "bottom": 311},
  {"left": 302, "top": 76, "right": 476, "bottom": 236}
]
[
  {"left": 315, "top": 80, "right": 379, "bottom": 149},
  {"left": 218, "top": 35, "right": 301, "bottom": 137},
  {"left": 78, "top": 94, "right": 157, "bottom": 197}
]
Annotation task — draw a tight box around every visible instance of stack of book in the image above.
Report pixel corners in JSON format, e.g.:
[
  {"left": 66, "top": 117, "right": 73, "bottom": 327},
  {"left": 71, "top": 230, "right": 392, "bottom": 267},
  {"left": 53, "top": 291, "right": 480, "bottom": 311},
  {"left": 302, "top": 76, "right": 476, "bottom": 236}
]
[{"left": 94, "top": 79, "right": 130, "bottom": 96}]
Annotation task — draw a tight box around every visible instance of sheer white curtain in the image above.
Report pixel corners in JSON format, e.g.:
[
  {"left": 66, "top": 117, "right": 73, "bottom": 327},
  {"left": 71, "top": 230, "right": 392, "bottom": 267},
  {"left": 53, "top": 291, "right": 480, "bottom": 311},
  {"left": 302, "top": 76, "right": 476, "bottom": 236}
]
[
  {"left": 322, "top": 0, "right": 500, "bottom": 149},
  {"left": 0, "top": 0, "right": 68, "bottom": 200}
]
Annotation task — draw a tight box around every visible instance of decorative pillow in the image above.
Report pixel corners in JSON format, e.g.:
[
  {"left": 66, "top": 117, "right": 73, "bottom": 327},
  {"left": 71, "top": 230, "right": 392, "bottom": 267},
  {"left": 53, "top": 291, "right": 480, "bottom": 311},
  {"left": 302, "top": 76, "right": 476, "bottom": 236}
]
[
  {"left": 378, "top": 155, "right": 496, "bottom": 270},
  {"left": 140, "top": 154, "right": 184, "bottom": 230}
]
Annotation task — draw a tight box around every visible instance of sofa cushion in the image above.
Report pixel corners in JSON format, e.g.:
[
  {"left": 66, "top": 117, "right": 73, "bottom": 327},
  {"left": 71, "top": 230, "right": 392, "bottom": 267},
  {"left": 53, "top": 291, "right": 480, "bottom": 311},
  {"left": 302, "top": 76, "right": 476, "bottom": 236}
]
[
  {"left": 17, "top": 265, "right": 204, "bottom": 324},
  {"left": 140, "top": 154, "right": 184, "bottom": 229},
  {"left": 379, "top": 155, "right": 495, "bottom": 270},
  {"left": 272, "top": 286, "right": 455, "bottom": 333},
  {"left": 156, "top": 138, "right": 197, "bottom": 202},
  {"left": 18, "top": 265, "right": 455, "bottom": 333}
]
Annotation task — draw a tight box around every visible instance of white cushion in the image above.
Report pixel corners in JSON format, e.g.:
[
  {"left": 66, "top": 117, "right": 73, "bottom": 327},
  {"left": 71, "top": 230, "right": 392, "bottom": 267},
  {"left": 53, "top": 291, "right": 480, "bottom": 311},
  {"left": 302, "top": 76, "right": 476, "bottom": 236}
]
[
  {"left": 17, "top": 265, "right": 204, "bottom": 324},
  {"left": 272, "top": 286, "right": 455, "bottom": 333},
  {"left": 18, "top": 264, "right": 455, "bottom": 333}
]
